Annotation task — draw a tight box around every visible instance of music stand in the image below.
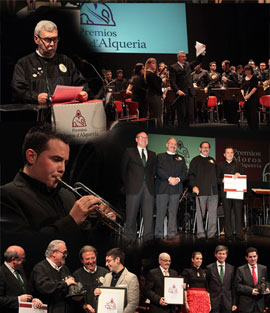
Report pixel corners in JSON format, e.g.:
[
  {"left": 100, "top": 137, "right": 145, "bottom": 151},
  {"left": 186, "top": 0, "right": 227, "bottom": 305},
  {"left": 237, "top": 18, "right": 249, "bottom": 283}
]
[
  {"left": 257, "top": 86, "right": 266, "bottom": 98},
  {"left": 195, "top": 88, "right": 208, "bottom": 102},
  {"left": 112, "top": 90, "right": 127, "bottom": 102},
  {"left": 223, "top": 88, "right": 245, "bottom": 102}
]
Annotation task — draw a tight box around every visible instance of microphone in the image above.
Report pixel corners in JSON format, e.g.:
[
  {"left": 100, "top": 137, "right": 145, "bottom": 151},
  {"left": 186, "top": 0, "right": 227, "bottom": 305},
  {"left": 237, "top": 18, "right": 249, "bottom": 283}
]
[{"left": 80, "top": 58, "right": 105, "bottom": 85}]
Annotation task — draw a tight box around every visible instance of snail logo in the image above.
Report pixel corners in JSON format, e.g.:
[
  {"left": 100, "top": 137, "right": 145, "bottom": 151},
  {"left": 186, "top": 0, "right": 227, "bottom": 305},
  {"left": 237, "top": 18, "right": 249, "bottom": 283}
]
[
  {"left": 176, "top": 140, "right": 190, "bottom": 159},
  {"left": 72, "top": 110, "right": 87, "bottom": 128},
  {"left": 168, "top": 284, "right": 178, "bottom": 294},
  {"left": 105, "top": 298, "right": 117, "bottom": 311},
  {"left": 80, "top": 3, "right": 116, "bottom": 27},
  {"left": 262, "top": 162, "right": 270, "bottom": 182}
]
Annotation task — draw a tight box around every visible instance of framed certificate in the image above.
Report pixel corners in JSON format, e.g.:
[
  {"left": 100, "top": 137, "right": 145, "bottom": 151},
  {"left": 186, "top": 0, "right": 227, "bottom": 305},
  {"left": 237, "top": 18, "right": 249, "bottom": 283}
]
[
  {"left": 97, "top": 287, "right": 126, "bottom": 313},
  {"left": 164, "top": 277, "right": 184, "bottom": 305}
]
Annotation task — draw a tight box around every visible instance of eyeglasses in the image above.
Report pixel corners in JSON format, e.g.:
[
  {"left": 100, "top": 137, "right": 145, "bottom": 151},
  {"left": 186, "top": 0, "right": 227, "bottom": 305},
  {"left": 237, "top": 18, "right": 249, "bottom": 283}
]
[
  {"left": 38, "top": 36, "right": 60, "bottom": 44},
  {"left": 56, "top": 250, "right": 68, "bottom": 256},
  {"left": 160, "top": 259, "right": 171, "bottom": 263},
  {"left": 137, "top": 136, "right": 148, "bottom": 139}
]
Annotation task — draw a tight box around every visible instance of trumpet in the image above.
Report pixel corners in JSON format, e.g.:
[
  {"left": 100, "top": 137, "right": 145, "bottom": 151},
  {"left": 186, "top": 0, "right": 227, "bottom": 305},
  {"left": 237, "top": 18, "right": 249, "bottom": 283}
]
[{"left": 56, "top": 177, "right": 124, "bottom": 234}]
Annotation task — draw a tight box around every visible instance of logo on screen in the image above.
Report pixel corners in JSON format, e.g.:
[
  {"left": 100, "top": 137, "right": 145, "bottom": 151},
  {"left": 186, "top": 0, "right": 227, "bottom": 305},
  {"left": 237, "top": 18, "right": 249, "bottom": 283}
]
[
  {"left": 80, "top": 3, "right": 116, "bottom": 26},
  {"left": 72, "top": 110, "right": 87, "bottom": 127}
]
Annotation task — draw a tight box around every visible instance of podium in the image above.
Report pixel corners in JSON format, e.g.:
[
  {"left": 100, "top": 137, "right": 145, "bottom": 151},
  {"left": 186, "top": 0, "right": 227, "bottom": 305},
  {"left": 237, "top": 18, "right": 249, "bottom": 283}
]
[{"left": 52, "top": 100, "right": 107, "bottom": 142}]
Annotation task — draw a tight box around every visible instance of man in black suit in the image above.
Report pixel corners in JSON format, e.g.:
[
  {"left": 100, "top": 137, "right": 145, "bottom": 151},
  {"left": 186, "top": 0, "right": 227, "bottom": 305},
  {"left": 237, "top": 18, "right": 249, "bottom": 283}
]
[
  {"left": 0, "top": 245, "right": 42, "bottom": 313},
  {"left": 145, "top": 252, "right": 178, "bottom": 313},
  {"left": 31, "top": 240, "right": 80, "bottom": 313},
  {"left": 235, "top": 247, "right": 268, "bottom": 313},
  {"left": 0, "top": 124, "right": 101, "bottom": 239},
  {"left": 155, "top": 137, "right": 187, "bottom": 240},
  {"left": 206, "top": 245, "right": 237, "bottom": 313},
  {"left": 121, "top": 131, "right": 156, "bottom": 242},
  {"left": 169, "top": 47, "right": 205, "bottom": 127}
]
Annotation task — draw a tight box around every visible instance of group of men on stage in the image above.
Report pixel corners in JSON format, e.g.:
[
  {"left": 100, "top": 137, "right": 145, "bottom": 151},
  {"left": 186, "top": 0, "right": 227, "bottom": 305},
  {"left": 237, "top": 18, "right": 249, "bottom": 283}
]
[
  {"left": 1, "top": 243, "right": 269, "bottom": 313},
  {"left": 121, "top": 131, "right": 244, "bottom": 244}
]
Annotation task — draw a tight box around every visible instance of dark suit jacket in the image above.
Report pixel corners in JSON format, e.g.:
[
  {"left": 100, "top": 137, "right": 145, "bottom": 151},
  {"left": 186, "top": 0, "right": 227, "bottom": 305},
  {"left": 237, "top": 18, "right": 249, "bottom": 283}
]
[
  {"left": 235, "top": 263, "right": 268, "bottom": 313},
  {"left": 121, "top": 147, "right": 156, "bottom": 195},
  {"left": 31, "top": 259, "right": 71, "bottom": 313},
  {"left": 155, "top": 153, "right": 187, "bottom": 195},
  {"left": 0, "top": 172, "right": 80, "bottom": 236},
  {"left": 0, "top": 264, "right": 31, "bottom": 313},
  {"left": 206, "top": 262, "right": 236, "bottom": 311},
  {"left": 145, "top": 267, "right": 178, "bottom": 313},
  {"left": 169, "top": 55, "right": 203, "bottom": 97}
]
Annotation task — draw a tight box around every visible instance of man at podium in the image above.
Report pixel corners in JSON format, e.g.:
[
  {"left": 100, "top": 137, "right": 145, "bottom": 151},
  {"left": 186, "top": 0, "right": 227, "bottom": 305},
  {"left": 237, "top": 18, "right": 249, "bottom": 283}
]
[{"left": 11, "top": 20, "right": 89, "bottom": 105}]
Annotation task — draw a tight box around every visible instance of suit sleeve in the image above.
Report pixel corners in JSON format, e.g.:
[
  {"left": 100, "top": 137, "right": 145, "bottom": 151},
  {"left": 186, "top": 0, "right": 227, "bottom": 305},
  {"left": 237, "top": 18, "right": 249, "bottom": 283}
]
[
  {"left": 0, "top": 271, "right": 19, "bottom": 309},
  {"left": 124, "top": 274, "right": 139, "bottom": 313},
  {"left": 188, "top": 158, "right": 197, "bottom": 188},
  {"left": 145, "top": 271, "right": 162, "bottom": 305},
  {"left": 169, "top": 65, "right": 180, "bottom": 93},
  {"left": 179, "top": 159, "right": 188, "bottom": 182},
  {"left": 156, "top": 155, "right": 170, "bottom": 180},
  {"left": 31, "top": 263, "right": 69, "bottom": 299},
  {"left": 234, "top": 267, "right": 254, "bottom": 295},
  {"left": 121, "top": 149, "right": 130, "bottom": 186}
]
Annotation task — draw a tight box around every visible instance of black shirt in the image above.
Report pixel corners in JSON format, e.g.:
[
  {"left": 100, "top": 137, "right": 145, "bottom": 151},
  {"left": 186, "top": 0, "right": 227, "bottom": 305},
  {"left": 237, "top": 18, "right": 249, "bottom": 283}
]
[
  {"left": 110, "top": 267, "right": 125, "bottom": 287},
  {"left": 182, "top": 267, "right": 208, "bottom": 290}
]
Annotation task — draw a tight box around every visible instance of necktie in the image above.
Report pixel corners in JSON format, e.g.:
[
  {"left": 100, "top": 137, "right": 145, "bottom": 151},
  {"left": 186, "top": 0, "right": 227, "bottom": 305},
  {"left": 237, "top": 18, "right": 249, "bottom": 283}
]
[
  {"left": 219, "top": 265, "right": 224, "bottom": 284},
  {"left": 15, "top": 270, "right": 25, "bottom": 291},
  {"left": 164, "top": 269, "right": 168, "bottom": 276},
  {"left": 252, "top": 266, "right": 257, "bottom": 286},
  {"left": 141, "top": 149, "right": 146, "bottom": 167}
]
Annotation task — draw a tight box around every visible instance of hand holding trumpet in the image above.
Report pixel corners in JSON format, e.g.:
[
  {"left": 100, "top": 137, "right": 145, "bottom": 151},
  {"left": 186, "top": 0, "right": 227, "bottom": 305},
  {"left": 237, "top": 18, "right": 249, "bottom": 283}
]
[{"left": 70, "top": 195, "right": 101, "bottom": 225}]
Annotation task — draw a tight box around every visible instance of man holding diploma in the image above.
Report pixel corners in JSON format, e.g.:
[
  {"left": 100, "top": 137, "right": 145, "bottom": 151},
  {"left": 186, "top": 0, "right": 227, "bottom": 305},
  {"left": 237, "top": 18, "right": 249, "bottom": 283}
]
[{"left": 217, "top": 146, "right": 244, "bottom": 242}]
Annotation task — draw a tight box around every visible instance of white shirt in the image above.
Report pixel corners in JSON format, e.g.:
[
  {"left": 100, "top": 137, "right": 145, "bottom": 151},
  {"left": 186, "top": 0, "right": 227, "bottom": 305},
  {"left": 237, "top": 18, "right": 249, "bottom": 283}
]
[
  {"left": 83, "top": 266, "right": 97, "bottom": 274},
  {"left": 160, "top": 266, "right": 170, "bottom": 276},
  {"left": 46, "top": 258, "right": 62, "bottom": 272},
  {"left": 248, "top": 263, "right": 258, "bottom": 279},
  {"left": 216, "top": 261, "right": 225, "bottom": 275},
  {"left": 137, "top": 147, "right": 148, "bottom": 161}
]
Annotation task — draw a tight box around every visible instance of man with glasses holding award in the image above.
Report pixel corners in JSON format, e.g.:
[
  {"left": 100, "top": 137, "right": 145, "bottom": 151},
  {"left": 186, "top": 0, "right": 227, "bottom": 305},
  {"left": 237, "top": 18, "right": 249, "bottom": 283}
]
[
  {"left": 31, "top": 240, "right": 85, "bottom": 313},
  {"left": 11, "top": 20, "right": 89, "bottom": 105}
]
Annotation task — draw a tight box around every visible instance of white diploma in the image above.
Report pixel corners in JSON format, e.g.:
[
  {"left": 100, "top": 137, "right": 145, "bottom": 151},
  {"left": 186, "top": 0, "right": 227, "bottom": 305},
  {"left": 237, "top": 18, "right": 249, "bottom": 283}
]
[
  {"left": 224, "top": 174, "right": 247, "bottom": 200},
  {"left": 19, "top": 302, "right": 47, "bottom": 313},
  {"left": 164, "top": 277, "right": 184, "bottom": 305}
]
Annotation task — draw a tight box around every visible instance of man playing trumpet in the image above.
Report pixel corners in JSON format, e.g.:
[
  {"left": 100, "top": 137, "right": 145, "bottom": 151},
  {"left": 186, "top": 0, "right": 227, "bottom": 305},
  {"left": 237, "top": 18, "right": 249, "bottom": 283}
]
[{"left": 0, "top": 123, "right": 101, "bottom": 239}]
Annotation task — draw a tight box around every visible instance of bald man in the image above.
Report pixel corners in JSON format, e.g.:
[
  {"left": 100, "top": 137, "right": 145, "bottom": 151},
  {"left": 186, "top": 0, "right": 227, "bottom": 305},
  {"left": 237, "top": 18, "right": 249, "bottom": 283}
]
[
  {"left": 155, "top": 137, "right": 187, "bottom": 240},
  {"left": 0, "top": 246, "right": 42, "bottom": 313},
  {"left": 121, "top": 132, "right": 156, "bottom": 243},
  {"left": 145, "top": 253, "right": 178, "bottom": 313}
]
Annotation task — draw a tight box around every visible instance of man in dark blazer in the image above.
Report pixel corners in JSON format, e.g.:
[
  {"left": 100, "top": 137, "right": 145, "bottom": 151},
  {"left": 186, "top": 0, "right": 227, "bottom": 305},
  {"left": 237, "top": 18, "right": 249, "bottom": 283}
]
[
  {"left": 0, "top": 245, "right": 42, "bottom": 313},
  {"left": 121, "top": 131, "right": 156, "bottom": 242},
  {"left": 235, "top": 247, "right": 268, "bottom": 313},
  {"left": 206, "top": 245, "right": 237, "bottom": 313},
  {"left": 169, "top": 48, "right": 205, "bottom": 127},
  {"left": 155, "top": 137, "right": 187, "bottom": 239},
  {"left": 145, "top": 252, "right": 178, "bottom": 313},
  {"left": 31, "top": 240, "right": 79, "bottom": 313}
]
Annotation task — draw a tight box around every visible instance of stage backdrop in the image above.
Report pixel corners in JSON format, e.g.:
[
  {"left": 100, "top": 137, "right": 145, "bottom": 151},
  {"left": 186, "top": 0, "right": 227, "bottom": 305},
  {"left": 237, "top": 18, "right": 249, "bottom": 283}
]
[
  {"left": 148, "top": 133, "right": 270, "bottom": 186},
  {"left": 80, "top": 2, "right": 188, "bottom": 54}
]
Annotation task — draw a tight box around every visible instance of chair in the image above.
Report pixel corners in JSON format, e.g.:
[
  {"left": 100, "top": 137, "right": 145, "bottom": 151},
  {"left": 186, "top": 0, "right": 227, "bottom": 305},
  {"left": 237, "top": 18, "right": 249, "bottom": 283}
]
[
  {"left": 113, "top": 100, "right": 123, "bottom": 120},
  {"left": 238, "top": 101, "right": 245, "bottom": 125},
  {"left": 125, "top": 99, "right": 139, "bottom": 119},
  {"left": 258, "top": 95, "right": 270, "bottom": 124},
  {"left": 207, "top": 96, "right": 219, "bottom": 123},
  {"left": 125, "top": 99, "right": 157, "bottom": 126}
]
